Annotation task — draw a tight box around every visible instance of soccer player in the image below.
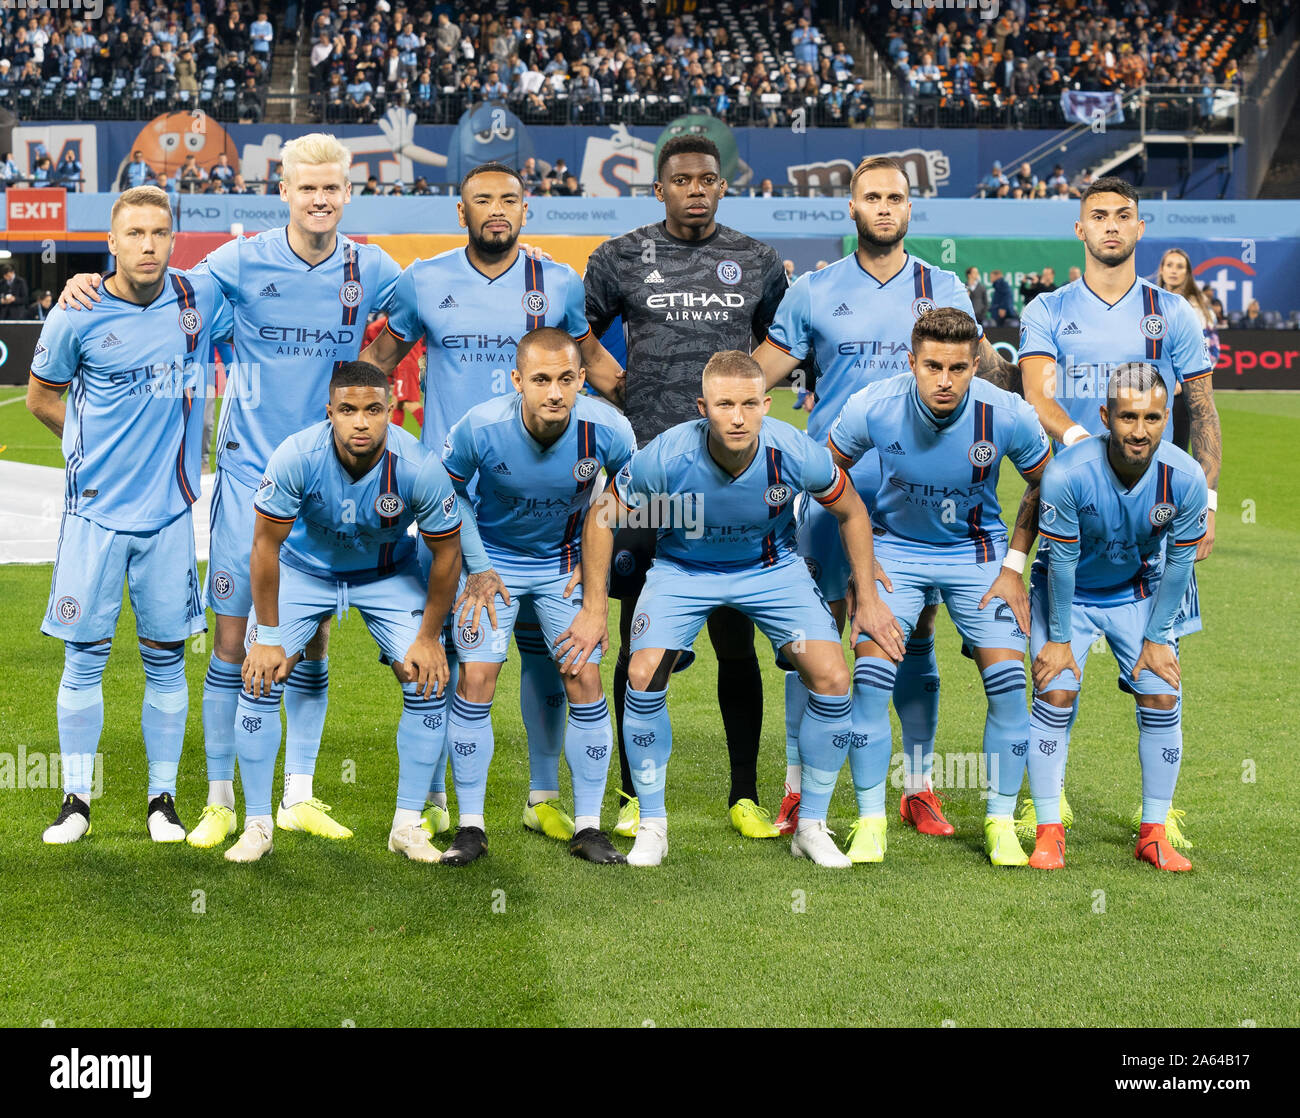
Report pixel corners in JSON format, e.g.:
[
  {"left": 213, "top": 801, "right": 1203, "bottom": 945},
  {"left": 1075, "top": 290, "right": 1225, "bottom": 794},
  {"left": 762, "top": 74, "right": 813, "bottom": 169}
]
[
  {"left": 1018, "top": 175, "right": 1222, "bottom": 844},
  {"left": 231, "top": 361, "right": 464, "bottom": 863},
  {"left": 583, "top": 135, "right": 791, "bottom": 841},
  {"left": 360, "top": 160, "right": 622, "bottom": 844},
  {"left": 27, "top": 185, "right": 231, "bottom": 843},
  {"left": 60, "top": 134, "right": 404, "bottom": 849},
  {"left": 829, "top": 308, "right": 1050, "bottom": 865},
  {"left": 753, "top": 155, "right": 1021, "bottom": 838},
  {"left": 562, "top": 350, "right": 905, "bottom": 867},
  {"left": 1027, "top": 364, "right": 1206, "bottom": 871},
  {"left": 437, "top": 328, "right": 635, "bottom": 866}
]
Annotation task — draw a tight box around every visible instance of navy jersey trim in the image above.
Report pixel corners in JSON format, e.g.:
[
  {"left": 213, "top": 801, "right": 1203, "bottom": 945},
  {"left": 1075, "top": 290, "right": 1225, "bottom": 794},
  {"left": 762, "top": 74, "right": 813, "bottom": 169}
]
[
  {"left": 525, "top": 255, "right": 546, "bottom": 332},
  {"left": 1143, "top": 285, "right": 1163, "bottom": 361},
  {"left": 341, "top": 242, "right": 361, "bottom": 327},
  {"left": 970, "top": 400, "right": 994, "bottom": 484},
  {"left": 377, "top": 450, "right": 400, "bottom": 528},
  {"left": 170, "top": 272, "right": 201, "bottom": 355},
  {"left": 966, "top": 503, "right": 994, "bottom": 564}
]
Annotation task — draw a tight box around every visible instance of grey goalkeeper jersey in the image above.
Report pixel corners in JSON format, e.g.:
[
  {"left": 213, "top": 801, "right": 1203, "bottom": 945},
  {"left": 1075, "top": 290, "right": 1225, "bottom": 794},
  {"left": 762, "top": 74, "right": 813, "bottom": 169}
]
[{"left": 584, "top": 221, "right": 788, "bottom": 445}]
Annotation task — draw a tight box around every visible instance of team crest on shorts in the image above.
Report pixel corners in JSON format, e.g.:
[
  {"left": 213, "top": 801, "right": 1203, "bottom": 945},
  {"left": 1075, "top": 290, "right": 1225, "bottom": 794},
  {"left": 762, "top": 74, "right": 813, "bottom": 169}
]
[
  {"left": 339, "top": 280, "right": 363, "bottom": 307},
  {"left": 1149, "top": 502, "right": 1176, "bottom": 527},
  {"left": 968, "top": 440, "right": 997, "bottom": 468},
  {"left": 54, "top": 596, "right": 80, "bottom": 624},
  {"left": 911, "top": 297, "right": 937, "bottom": 319},
  {"left": 614, "top": 549, "right": 636, "bottom": 576},
  {"left": 573, "top": 457, "right": 599, "bottom": 482},
  {"left": 375, "top": 492, "right": 404, "bottom": 517},
  {"left": 522, "top": 289, "right": 549, "bottom": 316},
  {"left": 1140, "top": 313, "right": 1166, "bottom": 340},
  {"left": 453, "top": 739, "right": 476, "bottom": 756},
  {"left": 458, "top": 623, "right": 484, "bottom": 649},
  {"left": 179, "top": 307, "right": 202, "bottom": 335},
  {"left": 631, "top": 612, "right": 649, "bottom": 637},
  {"left": 764, "top": 482, "right": 792, "bottom": 507},
  {"left": 211, "top": 571, "right": 234, "bottom": 600},
  {"left": 716, "top": 259, "right": 742, "bottom": 285}
]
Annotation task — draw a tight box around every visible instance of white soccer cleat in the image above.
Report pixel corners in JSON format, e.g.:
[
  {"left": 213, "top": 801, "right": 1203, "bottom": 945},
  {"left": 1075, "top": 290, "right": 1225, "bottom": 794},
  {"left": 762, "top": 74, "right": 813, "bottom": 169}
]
[
  {"left": 147, "top": 793, "right": 187, "bottom": 842},
  {"left": 43, "top": 794, "right": 91, "bottom": 845},
  {"left": 626, "top": 820, "right": 668, "bottom": 867},
  {"left": 224, "top": 820, "right": 274, "bottom": 863},
  {"left": 388, "top": 822, "right": 442, "bottom": 863},
  {"left": 791, "top": 820, "right": 852, "bottom": 868}
]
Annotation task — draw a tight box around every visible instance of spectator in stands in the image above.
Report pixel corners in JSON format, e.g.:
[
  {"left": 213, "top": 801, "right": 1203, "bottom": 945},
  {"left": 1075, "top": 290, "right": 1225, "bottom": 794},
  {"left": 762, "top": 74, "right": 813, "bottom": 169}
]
[
  {"left": 197, "top": 24, "right": 224, "bottom": 72},
  {"left": 1012, "top": 162, "right": 1037, "bottom": 196},
  {"left": 176, "top": 48, "right": 199, "bottom": 95},
  {"left": 179, "top": 153, "right": 207, "bottom": 193},
  {"left": 347, "top": 65, "right": 376, "bottom": 122},
  {"left": 119, "top": 150, "right": 152, "bottom": 190},
  {"left": 1, "top": 152, "right": 20, "bottom": 190},
  {"left": 1209, "top": 298, "right": 1228, "bottom": 329},
  {"left": 388, "top": 180, "right": 405, "bottom": 196},
  {"left": 28, "top": 289, "right": 54, "bottom": 321},
  {"left": 831, "top": 41, "right": 855, "bottom": 79},
  {"left": 754, "top": 178, "right": 777, "bottom": 198},
  {"left": 981, "top": 161, "right": 1009, "bottom": 198},
  {"left": 1241, "top": 298, "right": 1266, "bottom": 329},
  {"left": 230, "top": 174, "right": 255, "bottom": 195},
  {"left": 1068, "top": 265, "right": 1082, "bottom": 283},
  {"left": 55, "top": 149, "right": 83, "bottom": 192},
  {"left": 1046, "top": 164, "right": 1069, "bottom": 191},
  {"left": 0, "top": 265, "right": 30, "bottom": 322},
  {"left": 142, "top": 43, "right": 170, "bottom": 92},
  {"left": 1020, "top": 267, "right": 1056, "bottom": 305},
  {"left": 965, "top": 266, "right": 989, "bottom": 325},
  {"left": 412, "top": 177, "right": 434, "bottom": 196},
  {"left": 251, "top": 11, "right": 274, "bottom": 61},
  {"left": 783, "top": 260, "right": 796, "bottom": 283},
  {"left": 435, "top": 13, "right": 460, "bottom": 57},
  {"left": 1157, "top": 247, "right": 1219, "bottom": 373},
  {"left": 210, "top": 152, "right": 236, "bottom": 188},
  {"left": 31, "top": 154, "right": 54, "bottom": 186},
  {"left": 520, "top": 157, "right": 542, "bottom": 193},
  {"left": 792, "top": 17, "right": 823, "bottom": 66},
  {"left": 988, "top": 268, "right": 1017, "bottom": 327}
]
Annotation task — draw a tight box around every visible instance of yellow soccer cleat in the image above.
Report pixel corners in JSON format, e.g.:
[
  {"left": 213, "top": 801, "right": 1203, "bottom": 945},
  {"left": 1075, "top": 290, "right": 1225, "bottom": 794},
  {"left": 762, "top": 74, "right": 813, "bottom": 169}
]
[
  {"left": 844, "top": 816, "right": 888, "bottom": 863},
  {"left": 1060, "top": 790, "right": 1074, "bottom": 830},
  {"left": 276, "top": 798, "right": 353, "bottom": 840},
  {"left": 1014, "top": 797, "right": 1038, "bottom": 843},
  {"left": 186, "top": 804, "right": 237, "bottom": 848},
  {"left": 729, "top": 798, "right": 780, "bottom": 839},
  {"left": 420, "top": 802, "right": 451, "bottom": 837},
  {"left": 523, "top": 798, "right": 576, "bottom": 840},
  {"left": 1130, "top": 805, "right": 1193, "bottom": 849},
  {"left": 613, "top": 791, "right": 639, "bottom": 838},
  {"left": 985, "top": 815, "right": 1029, "bottom": 866}
]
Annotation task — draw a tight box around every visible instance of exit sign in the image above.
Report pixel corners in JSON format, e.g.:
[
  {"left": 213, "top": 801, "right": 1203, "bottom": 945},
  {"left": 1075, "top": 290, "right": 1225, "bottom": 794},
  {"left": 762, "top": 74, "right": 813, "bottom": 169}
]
[{"left": 7, "top": 188, "right": 68, "bottom": 233}]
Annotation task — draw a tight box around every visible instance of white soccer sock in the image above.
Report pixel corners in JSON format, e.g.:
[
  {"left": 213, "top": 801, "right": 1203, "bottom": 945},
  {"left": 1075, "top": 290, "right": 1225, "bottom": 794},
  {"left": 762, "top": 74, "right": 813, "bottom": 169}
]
[
  {"left": 428, "top": 791, "right": 448, "bottom": 809},
  {"left": 528, "top": 789, "right": 559, "bottom": 805},
  {"left": 392, "top": 807, "right": 421, "bottom": 829},
  {"left": 208, "top": 780, "right": 235, "bottom": 809},
  {"left": 574, "top": 815, "right": 599, "bottom": 833},
  {"left": 283, "top": 773, "right": 313, "bottom": 806},
  {"left": 246, "top": 813, "right": 272, "bottom": 832},
  {"left": 459, "top": 813, "right": 485, "bottom": 830},
  {"left": 785, "top": 765, "right": 801, "bottom": 794}
]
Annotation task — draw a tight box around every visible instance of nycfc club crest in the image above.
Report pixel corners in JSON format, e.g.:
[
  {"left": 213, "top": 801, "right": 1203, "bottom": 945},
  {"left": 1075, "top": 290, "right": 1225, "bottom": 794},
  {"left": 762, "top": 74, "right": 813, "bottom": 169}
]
[
  {"left": 339, "top": 280, "right": 363, "bottom": 307},
  {"left": 523, "top": 289, "right": 549, "bottom": 316},
  {"left": 573, "top": 457, "right": 599, "bottom": 482},
  {"left": 631, "top": 732, "right": 655, "bottom": 748},
  {"left": 968, "top": 440, "right": 996, "bottom": 468},
  {"left": 1149, "top": 502, "right": 1177, "bottom": 527},
  {"left": 614, "top": 549, "right": 636, "bottom": 576},
  {"left": 55, "top": 596, "right": 80, "bottom": 623},
  {"left": 764, "top": 482, "right": 792, "bottom": 507},
  {"left": 1038, "top": 739, "right": 1057, "bottom": 755},
  {"left": 585, "top": 744, "right": 608, "bottom": 760},
  {"left": 458, "top": 624, "right": 484, "bottom": 649},
  {"left": 1140, "top": 313, "right": 1166, "bottom": 340},
  {"left": 1011, "top": 740, "right": 1028, "bottom": 757},
  {"left": 453, "top": 740, "right": 476, "bottom": 756},
  {"left": 242, "top": 716, "right": 262, "bottom": 733},
  {"left": 911, "top": 297, "right": 937, "bottom": 319},
  {"left": 631, "top": 612, "right": 649, "bottom": 637},
  {"left": 179, "top": 307, "right": 202, "bottom": 334},
  {"left": 716, "top": 259, "right": 742, "bottom": 285},
  {"left": 422, "top": 713, "right": 443, "bottom": 730},
  {"left": 211, "top": 571, "right": 234, "bottom": 600},
  {"left": 375, "top": 492, "right": 404, "bottom": 517}
]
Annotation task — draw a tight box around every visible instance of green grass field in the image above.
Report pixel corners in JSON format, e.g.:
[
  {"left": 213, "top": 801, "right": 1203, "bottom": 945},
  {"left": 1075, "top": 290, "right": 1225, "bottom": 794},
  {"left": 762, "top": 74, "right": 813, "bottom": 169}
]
[{"left": 0, "top": 386, "right": 1295, "bottom": 1027}]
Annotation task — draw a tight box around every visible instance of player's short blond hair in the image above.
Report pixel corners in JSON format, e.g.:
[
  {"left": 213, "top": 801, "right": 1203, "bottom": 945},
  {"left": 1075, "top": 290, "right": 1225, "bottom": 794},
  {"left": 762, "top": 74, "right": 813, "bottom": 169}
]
[
  {"left": 701, "top": 350, "right": 764, "bottom": 389},
  {"left": 280, "top": 133, "right": 351, "bottom": 184},
  {"left": 110, "top": 186, "right": 173, "bottom": 228},
  {"left": 850, "top": 155, "right": 909, "bottom": 197}
]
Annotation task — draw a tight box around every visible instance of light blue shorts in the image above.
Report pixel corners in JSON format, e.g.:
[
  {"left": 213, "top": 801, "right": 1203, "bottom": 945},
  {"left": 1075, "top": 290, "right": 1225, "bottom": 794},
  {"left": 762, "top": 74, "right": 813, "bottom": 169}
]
[
  {"left": 452, "top": 566, "right": 595, "bottom": 664},
  {"left": 629, "top": 559, "right": 839, "bottom": 658},
  {"left": 206, "top": 468, "right": 257, "bottom": 618},
  {"left": 43, "top": 510, "right": 203, "bottom": 643},
  {"left": 1029, "top": 571, "right": 1179, "bottom": 697}
]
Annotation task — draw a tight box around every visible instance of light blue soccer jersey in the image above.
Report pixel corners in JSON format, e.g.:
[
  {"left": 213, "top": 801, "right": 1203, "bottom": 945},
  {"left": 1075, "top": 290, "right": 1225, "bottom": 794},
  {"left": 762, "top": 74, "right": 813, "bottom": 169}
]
[
  {"left": 202, "top": 228, "right": 402, "bottom": 485},
  {"left": 613, "top": 417, "right": 848, "bottom": 573},
  {"left": 31, "top": 268, "right": 232, "bottom": 532},
  {"left": 829, "top": 373, "right": 1051, "bottom": 561},
  {"left": 1019, "top": 277, "right": 1213, "bottom": 443},
  {"left": 254, "top": 421, "right": 461, "bottom": 582},
  {"left": 442, "top": 393, "right": 635, "bottom": 577},
  {"left": 1035, "top": 436, "right": 1208, "bottom": 632},
  {"left": 383, "top": 248, "right": 592, "bottom": 455},
  {"left": 766, "top": 252, "right": 981, "bottom": 444}
]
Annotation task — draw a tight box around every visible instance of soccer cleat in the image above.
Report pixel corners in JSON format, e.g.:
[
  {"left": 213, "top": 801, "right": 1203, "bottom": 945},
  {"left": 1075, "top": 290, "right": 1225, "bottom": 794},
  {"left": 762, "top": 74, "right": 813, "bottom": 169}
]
[
  {"left": 187, "top": 804, "right": 237, "bottom": 848},
  {"left": 146, "top": 792, "right": 187, "bottom": 842},
  {"left": 1017, "top": 793, "right": 1076, "bottom": 841},
  {"left": 1060, "top": 790, "right": 1074, "bottom": 830},
  {"left": 900, "top": 788, "right": 955, "bottom": 836},
  {"left": 774, "top": 784, "right": 801, "bottom": 835},
  {"left": 388, "top": 823, "right": 442, "bottom": 863},
  {"left": 791, "top": 820, "right": 852, "bottom": 868},
  {"left": 1131, "top": 806, "right": 1193, "bottom": 850},
  {"left": 1029, "top": 823, "right": 1066, "bottom": 870},
  {"left": 844, "top": 816, "right": 888, "bottom": 864},
  {"left": 626, "top": 821, "right": 668, "bottom": 867},
  {"left": 420, "top": 802, "right": 452, "bottom": 837},
  {"left": 984, "top": 815, "right": 1029, "bottom": 866},
  {"left": 43, "top": 794, "right": 91, "bottom": 845},
  {"left": 224, "top": 820, "right": 273, "bottom": 863},
  {"left": 522, "top": 798, "right": 576, "bottom": 840},
  {"left": 613, "top": 791, "right": 639, "bottom": 838},
  {"left": 276, "top": 797, "right": 353, "bottom": 840},
  {"left": 440, "top": 825, "right": 488, "bottom": 867},
  {"left": 1135, "top": 823, "right": 1192, "bottom": 871},
  {"left": 569, "top": 828, "right": 627, "bottom": 864},
  {"left": 729, "top": 797, "right": 780, "bottom": 839}
]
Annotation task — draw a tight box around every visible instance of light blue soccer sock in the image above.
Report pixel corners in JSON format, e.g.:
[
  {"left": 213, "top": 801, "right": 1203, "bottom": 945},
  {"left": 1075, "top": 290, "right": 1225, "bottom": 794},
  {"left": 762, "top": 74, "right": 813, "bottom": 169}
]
[
  {"left": 397, "top": 682, "right": 447, "bottom": 812},
  {"left": 234, "top": 683, "right": 284, "bottom": 818},
  {"left": 201, "top": 653, "right": 242, "bottom": 783},
  {"left": 446, "top": 695, "right": 494, "bottom": 819},
  {"left": 894, "top": 636, "right": 939, "bottom": 791},
  {"left": 426, "top": 652, "right": 458, "bottom": 804},
  {"left": 57, "top": 641, "right": 110, "bottom": 798},
  {"left": 850, "top": 658, "right": 897, "bottom": 817},
  {"left": 283, "top": 657, "right": 329, "bottom": 779},
  {"left": 1027, "top": 697, "right": 1074, "bottom": 825},
  {"left": 1058, "top": 700, "right": 1080, "bottom": 790},
  {"left": 1136, "top": 701, "right": 1182, "bottom": 823},
  {"left": 139, "top": 643, "right": 187, "bottom": 797},
  {"left": 794, "top": 690, "right": 852, "bottom": 822},
  {"left": 517, "top": 632, "right": 566, "bottom": 793},
  {"left": 784, "top": 671, "right": 809, "bottom": 779},
  {"left": 564, "top": 697, "right": 613, "bottom": 822},
  {"left": 623, "top": 687, "right": 671, "bottom": 819},
  {"left": 980, "top": 661, "right": 1030, "bottom": 817}
]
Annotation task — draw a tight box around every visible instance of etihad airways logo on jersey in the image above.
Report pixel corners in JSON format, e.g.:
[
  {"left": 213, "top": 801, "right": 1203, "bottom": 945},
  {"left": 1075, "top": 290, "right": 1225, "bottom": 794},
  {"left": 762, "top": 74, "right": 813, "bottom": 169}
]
[
  {"left": 837, "top": 340, "right": 913, "bottom": 357},
  {"left": 440, "top": 334, "right": 520, "bottom": 349},
  {"left": 888, "top": 479, "right": 985, "bottom": 499},
  {"left": 258, "top": 327, "right": 357, "bottom": 344},
  {"left": 645, "top": 292, "right": 747, "bottom": 310}
]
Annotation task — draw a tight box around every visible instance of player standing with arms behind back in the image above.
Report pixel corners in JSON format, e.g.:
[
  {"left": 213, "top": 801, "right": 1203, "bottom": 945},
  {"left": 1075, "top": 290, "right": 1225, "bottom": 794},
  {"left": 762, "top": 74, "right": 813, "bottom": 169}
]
[{"left": 583, "top": 135, "right": 790, "bottom": 841}]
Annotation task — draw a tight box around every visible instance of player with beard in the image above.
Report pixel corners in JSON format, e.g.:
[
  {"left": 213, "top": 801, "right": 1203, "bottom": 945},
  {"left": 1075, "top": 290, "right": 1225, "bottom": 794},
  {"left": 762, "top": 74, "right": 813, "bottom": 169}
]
[
  {"left": 753, "top": 157, "right": 1022, "bottom": 847},
  {"left": 583, "top": 135, "right": 790, "bottom": 842}
]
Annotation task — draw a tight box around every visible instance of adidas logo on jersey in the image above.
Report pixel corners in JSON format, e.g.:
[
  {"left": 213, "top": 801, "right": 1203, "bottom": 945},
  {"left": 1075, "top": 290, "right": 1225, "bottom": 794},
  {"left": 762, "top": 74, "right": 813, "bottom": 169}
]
[
  {"left": 259, "top": 283, "right": 280, "bottom": 297},
  {"left": 832, "top": 302, "right": 852, "bottom": 316},
  {"left": 643, "top": 270, "right": 664, "bottom": 284},
  {"left": 439, "top": 294, "right": 459, "bottom": 309},
  {"left": 492, "top": 461, "right": 511, "bottom": 475},
  {"left": 1061, "top": 320, "right": 1082, "bottom": 335},
  {"left": 883, "top": 441, "right": 906, "bottom": 455},
  {"left": 1080, "top": 502, "right": 1098, "bottom": 516},
  {"left": 100, "top": 332, "right": 122, "bottom": 349}
]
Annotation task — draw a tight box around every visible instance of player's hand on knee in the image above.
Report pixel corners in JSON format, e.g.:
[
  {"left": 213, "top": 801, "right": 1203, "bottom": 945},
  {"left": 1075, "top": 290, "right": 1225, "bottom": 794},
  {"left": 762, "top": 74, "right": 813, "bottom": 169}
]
[
  {"left": 850, "top": 590, "right": 905, "bottom": 663},
  {"left": 59, "top": 272, "right": 102, "bottom": 311},
  {"left": 980, "top": 567, "right": 1030, "bottom": 636},
  {"left": 1032, "top": 641, "right": 1080, "bottom": 694},
  {"left": 1195, "top": 511, "right": 1215, "bottom": 562},
  {"left": 242, "top": 644, "right": 288, "bottom": 698},
  {"left": 554, "top": 605, "right": 607, "bottom": 676},
  {"left": 1132, "top": 640, "right": 1180, "bottom": 690},
  {"left": 405, "top": 634, "right": 449, "bottom": 699},
  {"left": 456, "top": 569, "right": 511, "bottom": 631}
]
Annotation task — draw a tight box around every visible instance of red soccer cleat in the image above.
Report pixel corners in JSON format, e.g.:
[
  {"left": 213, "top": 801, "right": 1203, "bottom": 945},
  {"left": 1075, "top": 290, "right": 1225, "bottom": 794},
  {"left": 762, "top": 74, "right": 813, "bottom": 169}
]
[
  {"left": 1029, "top": 823, "right": 1066, "bottom": 869},
  {"left": 900, "top": 788, "right": 955, "bottom": 836},
  {"left": 1135, "top": 823, "right": 1192, "bottom": 871},
  {"left": 774, "top": 785, "right": 801, "bottom": 835}
]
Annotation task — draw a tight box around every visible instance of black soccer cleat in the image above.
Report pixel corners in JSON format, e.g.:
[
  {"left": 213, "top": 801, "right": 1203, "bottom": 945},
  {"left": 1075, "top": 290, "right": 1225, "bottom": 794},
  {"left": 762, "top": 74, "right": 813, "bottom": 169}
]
[
  {"left": 43, "top": 793, "right": 91, "bottom": 844},
  {"left": 146, "top": 791, "right": 187, "bottom": 842},
  {"left": 569, "top": 828, "right": 627, "bottom": 864},
  {"left": 440, "top": 825, "right": 488, "bottom": 866}
]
